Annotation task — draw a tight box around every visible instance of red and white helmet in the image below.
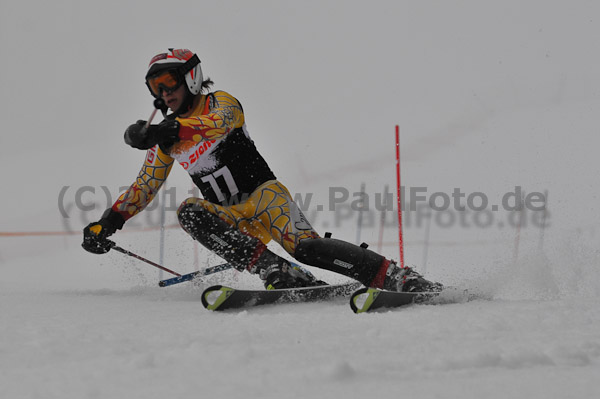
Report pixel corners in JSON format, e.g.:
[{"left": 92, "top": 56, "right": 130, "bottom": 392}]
[{"left": 145, "top": 48, "right": 203, "bottom": 97}]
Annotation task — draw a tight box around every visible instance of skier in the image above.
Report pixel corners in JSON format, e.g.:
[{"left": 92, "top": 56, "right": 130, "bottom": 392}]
[{"left": 82, "top": 48, "right": 440, "bottom": 292}]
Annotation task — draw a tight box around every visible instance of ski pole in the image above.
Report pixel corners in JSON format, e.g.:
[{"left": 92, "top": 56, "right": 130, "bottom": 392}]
[
  {"left": 159, "top": 263, "right": 234, "bottom": 287},
  {"left": 143, "top": 108, "right": 159, "bottom": 132},
  {"left": 108, "top": 241, "right": 181, "bottom": 277},
  {"left": 141, "top": 99, "right": 165, "bottom": 133}
]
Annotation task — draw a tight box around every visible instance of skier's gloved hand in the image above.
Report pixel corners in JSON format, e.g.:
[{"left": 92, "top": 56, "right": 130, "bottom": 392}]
[
  {"left": 82, "top": 209, "right": 125, "bottom": 254},
  {"left": 151, "top": 119, "right": 181, "bottom": 152},
  {"left": 124, "top": 119, "right": 180, "bottom": 150}
]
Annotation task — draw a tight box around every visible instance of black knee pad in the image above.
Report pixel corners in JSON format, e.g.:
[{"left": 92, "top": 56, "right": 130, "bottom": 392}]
[
  {"left": 177, "top": 200, "right": 281, "bottom": 273},
  {"left": 177, "top": 201, "right": 256, "bottom": 268},
  {"left": 178, "top": 201, "right": 218, "bottom": 233},
  {"left": 294, "top": 238, "right": 385, "bottom": 285}
]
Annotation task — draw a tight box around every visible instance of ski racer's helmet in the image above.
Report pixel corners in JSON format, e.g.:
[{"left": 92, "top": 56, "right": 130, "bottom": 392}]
[{"left": 145, "top": 49, "right": 202, "bottom": 98}]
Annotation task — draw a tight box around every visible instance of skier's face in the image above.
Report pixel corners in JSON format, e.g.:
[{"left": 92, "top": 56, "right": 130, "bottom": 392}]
[{"left": 161, "top": 84, "right": 186, "bottom": 112}]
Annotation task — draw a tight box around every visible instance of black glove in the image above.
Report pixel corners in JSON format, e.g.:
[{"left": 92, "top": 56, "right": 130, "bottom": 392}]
[
  {"left": 124, "top": 119, "right": 180, "bottom": 150},
  {"left": 82, "top": 209, "right": 125, "bottom": 254}
]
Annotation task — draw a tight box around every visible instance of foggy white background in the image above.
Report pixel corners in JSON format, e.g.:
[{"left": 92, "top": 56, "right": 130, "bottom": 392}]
[
  {"left": 1, "top": 1, "right": 600, "bottom": 398},
  {"left": 2, "top": 1, "right": 599, "bottom": 258}
]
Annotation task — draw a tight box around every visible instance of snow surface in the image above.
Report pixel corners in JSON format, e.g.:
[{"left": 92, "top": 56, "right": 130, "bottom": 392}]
[
  {"left": 2, "top": 241, "right": 599, "bottom": 399},
  {"left": 2, "top": 1, "right": 600, "bottom": 398}
]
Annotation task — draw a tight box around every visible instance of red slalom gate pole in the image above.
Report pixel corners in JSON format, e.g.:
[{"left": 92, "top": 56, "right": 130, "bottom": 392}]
[{"left": 395, "top": 125, "right": 405, "bottom": 268}]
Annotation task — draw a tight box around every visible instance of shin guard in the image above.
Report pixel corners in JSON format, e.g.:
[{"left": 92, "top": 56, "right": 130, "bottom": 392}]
[{"left": 294, "top": 237, "right": 391, "bottom": 287}]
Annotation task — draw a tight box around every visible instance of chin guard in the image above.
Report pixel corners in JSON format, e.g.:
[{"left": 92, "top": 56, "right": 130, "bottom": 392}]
[{"left": 153, "top": 98, "right": 169, "bottom": 116}]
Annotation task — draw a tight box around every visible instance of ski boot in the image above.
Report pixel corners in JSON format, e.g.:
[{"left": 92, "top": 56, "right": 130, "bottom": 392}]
[
  {"left": 260, "top": 259, "right": 327, "bottom": 290},
  {"left": 382, "top": 261, "right": 443, "bottom": 293}
]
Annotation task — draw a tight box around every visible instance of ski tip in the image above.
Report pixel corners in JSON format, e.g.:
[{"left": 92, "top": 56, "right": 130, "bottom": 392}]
[
  {"left": 349, "top": 287, "right": 380, "bottom": 314},
  {"left": 201, "top": 285, "right": 234, "bottom": 311}
]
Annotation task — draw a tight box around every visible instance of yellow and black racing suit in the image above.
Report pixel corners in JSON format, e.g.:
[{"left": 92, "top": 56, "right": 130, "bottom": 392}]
[
  {"left": 110, "top": 90, "right": 391, "bottom": 287},
  {"left": 111, "top": 90, "right": 318, "bottom": 256}
]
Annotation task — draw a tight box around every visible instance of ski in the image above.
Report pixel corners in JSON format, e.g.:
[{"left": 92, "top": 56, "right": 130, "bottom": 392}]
[
  {"left": 201, "top": 282, "right": 362, "bottom": 311},
  {"left": 350, "top": 286, "right": 469, "bottom": 313}
]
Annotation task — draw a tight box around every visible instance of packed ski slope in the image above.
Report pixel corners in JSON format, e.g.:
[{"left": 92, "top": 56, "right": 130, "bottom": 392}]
[
  {"left": 2, "top": 1, "right": 600, "bottom": 398},
  {"left": 1, "top": 229, "right": 599, "bottom": 398}
]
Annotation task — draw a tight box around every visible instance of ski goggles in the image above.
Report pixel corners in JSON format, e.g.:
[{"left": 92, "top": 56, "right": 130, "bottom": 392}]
[{"left": 146, "top": 69, "right": 184, "bottom": 97}]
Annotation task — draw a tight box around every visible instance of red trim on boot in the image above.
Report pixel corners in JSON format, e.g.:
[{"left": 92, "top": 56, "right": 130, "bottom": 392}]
[
  {"left": 247, "top": 243, "right": 268, "bottom": 273},
  {"left": 370, "top": 258, "right": 391, "bottom": 288}
]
